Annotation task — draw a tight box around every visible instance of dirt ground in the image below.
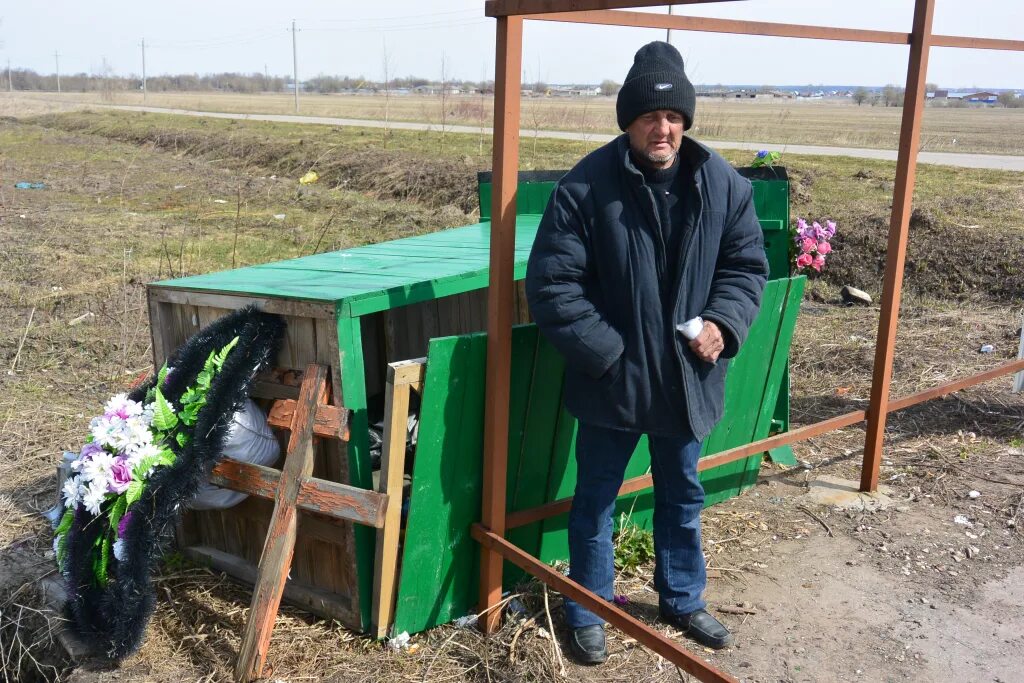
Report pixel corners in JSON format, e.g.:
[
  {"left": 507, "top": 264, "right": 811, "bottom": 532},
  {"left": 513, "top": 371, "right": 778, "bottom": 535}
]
[{"left": 1, "top": 113, "right": 1022, "bottom": 683}]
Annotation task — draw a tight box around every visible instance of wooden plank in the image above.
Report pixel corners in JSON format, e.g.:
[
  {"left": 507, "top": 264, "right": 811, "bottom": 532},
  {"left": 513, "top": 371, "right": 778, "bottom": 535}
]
[
  {"left": 336, "top": 314, "right": 371, "bottom": 630},
  {"left": 700, "top": 280, "right": 786, "bottom": 505},
  {"left": 146, "top": 291, "right": 168, "bottom": 370},
  {"left": 744, "top": 277, "right": 806, "bottom": 489},
  {"left": 208, "top": 460, "right": 384, "bottom": 528},
  {"left": 536, "top": 403, "right": 577, "bottom": 564},
  {"left": 234, "top": 364, "right": 327, "bottom": 682},
  {"left": 182, "top": 546, "right": 357, "bottom": 625},
  {"left": 148, "top": 287, "right": 335, "bottom": 319},
  {"left": 506, "top": 328, "right": 565, "bottom": 582},
  {"left": 371, "top": 361, "right": 424, "bottom": 639},
  {"left": 500, "top": 326, "right": 540, "bottom": 584},
  {"left": 392, "top": 334, "right": 487, "bottom": 635},
  {"left": 266, "top": 399, "right": 348, "bottom": 440}
]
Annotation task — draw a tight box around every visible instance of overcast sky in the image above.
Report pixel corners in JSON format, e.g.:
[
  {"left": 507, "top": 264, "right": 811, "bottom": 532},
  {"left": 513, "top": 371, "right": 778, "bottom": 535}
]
[{"left": 2, "top": 1, "right": 1021, "bottom": 89}]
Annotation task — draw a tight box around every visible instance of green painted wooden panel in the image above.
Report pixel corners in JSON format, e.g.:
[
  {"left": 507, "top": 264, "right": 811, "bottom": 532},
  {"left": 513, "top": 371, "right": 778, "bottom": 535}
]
[
  {"left": 151, "top": 216, "right": 542, "bottom": 313},
  {"left": 391, "top": 333, "right": 488, "bottom": 635},
  {"left": 337, "top": 313, "right": 375, "bottom": 630},
  {"left": 392, "top": 279, "right": 801, "bottom": 634},
  {"left": 478, "top": 178, "right": 560, "bottom": 220}
]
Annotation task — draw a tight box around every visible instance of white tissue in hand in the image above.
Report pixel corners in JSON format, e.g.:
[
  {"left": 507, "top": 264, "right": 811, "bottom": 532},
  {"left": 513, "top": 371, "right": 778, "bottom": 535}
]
[{"left": 677, "top": 316, "right": 705, "bottom": 341}]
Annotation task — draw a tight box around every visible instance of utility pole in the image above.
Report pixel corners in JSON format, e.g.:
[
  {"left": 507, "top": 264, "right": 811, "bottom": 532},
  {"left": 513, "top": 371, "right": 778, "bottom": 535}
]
[
  {"left": 140, "top": 38, "right": 147, "bottom": 101},
  {"left": 264, "top": 63, "right": 269, "bottom": 90},
  {"left": 7, "top": 59, "right": 12, "bottom": 93},
  {"left": 54, "top": 51, "right": 60, "bottom": 94},
  {"left": 289, "top": 20, "right": 299, "bottom": 113},
  {"left": 666, "top": 5, "right": 673, "bottom": 43}
]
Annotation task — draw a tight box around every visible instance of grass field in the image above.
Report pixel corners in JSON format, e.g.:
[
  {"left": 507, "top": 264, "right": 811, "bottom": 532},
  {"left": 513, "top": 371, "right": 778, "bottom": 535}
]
[
  {"left": 9, "top": 89, "right": 1024, "bottom": 156},
  {"left": 1, "top": 110, "right": 1022, "bottom": 682}
]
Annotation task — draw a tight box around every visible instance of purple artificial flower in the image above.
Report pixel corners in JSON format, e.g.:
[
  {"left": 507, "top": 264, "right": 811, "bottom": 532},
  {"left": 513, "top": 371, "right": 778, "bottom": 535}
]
[
  {"left": 80, "top": 441, "right": 104, "bottom": 461},
  {"left": 108, "top": 457, "right": 133, "bottom": 494},
  {"left": 118, "top": 510, "right": 133, "bottom": 538},
  {"left": 756, "top": 150, "right": 769, "bottom": 158},
  {"left": 613, "top": 594, "right": 630, "bottom": 606}
]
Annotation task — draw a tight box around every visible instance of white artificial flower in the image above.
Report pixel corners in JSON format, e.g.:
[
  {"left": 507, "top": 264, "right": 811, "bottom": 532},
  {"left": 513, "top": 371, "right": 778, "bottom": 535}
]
[
  {"left": 81, "top": 482, "right": 107, "bottom": 517},
  {"left": 113, "top": 538, "right": 126, "bottom": 561},
  {"left": 122, "top": 417, "right": 155, "bottom": 454},
  {"left": 91, "top": 415, "right": 130, "bottom": 450},
  {"left": 81, "top": 451, "right": 116, "bottom": 488},
  {"left": 105, "top": 393, "right": 144, "bottom": 419},
  {"left": 125, "top": 441, "right": 161, "bottom": 472},
  {"left": 62, "top": 475, "right": 83, "bottom": 508}
]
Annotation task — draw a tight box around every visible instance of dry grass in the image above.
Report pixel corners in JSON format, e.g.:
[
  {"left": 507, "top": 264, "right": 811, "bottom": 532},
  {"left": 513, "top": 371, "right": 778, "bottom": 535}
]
[
  {"left": 8, "top": 90, "right": 1024, "bottom": 155},
  {"left": 0, "top": 111, "right": 1021, "bottom": 682}
]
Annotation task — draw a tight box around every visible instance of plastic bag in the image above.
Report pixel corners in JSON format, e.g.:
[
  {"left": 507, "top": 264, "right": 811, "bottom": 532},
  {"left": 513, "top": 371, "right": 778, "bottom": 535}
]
[{"left": 192, "top": 398, "right": 281, "bottom": 510}]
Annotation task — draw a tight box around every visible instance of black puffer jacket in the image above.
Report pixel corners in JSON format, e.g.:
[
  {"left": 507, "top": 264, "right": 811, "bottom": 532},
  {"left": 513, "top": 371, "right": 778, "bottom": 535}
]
[{"left": 525, "top": 134, "right": 768, "bottom": 440}]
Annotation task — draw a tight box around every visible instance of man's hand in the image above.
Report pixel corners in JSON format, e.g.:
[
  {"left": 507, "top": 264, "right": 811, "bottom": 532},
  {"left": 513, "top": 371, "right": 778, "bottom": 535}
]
[{"left": 689, "top": 320, "right": 725, "bottom": 363}]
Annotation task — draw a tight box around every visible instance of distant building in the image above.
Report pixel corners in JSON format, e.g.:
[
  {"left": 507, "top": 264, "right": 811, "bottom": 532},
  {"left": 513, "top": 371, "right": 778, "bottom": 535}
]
[{"left": 947, "top": 91, "right": 998, "bottom": 103}]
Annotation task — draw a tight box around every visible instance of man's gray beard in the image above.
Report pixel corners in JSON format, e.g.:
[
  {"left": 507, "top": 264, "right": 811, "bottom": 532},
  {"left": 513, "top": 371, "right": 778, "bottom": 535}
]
[{"left": 638, "top": 148, "right": 677, "bottom": 166}]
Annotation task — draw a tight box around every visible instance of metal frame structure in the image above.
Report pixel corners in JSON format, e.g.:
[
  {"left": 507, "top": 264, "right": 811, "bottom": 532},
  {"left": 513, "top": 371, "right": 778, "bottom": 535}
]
[{"left": 478, "top": 1, "right": 1023, "bottom": 679}]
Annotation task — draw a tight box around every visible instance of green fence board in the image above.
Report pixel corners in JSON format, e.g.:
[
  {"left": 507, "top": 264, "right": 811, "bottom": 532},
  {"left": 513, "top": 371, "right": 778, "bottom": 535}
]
[
  {"left": 392, "top": 333, "right": 487, "bottom": 635},
  {"left": 506, "top": 328, "right": 567, "bottom": 584},
  {"left": 747, "top": 277, "right": 806, "bottom": 481}
]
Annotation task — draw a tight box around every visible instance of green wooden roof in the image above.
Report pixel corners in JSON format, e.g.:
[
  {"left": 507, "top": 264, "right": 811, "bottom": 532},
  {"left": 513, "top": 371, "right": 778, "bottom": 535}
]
[{"left": 150, "top": 216, "right": 542, "bottom": 316}]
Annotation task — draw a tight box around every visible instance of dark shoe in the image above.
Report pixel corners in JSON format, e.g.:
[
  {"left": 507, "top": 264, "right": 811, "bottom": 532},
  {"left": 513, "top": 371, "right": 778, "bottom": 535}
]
[
  {"left": 661, "top": 608, "right": 734, "bottom": 649},
  {"left": 567, "top": 624, "right": 608, "bottom": 665}
]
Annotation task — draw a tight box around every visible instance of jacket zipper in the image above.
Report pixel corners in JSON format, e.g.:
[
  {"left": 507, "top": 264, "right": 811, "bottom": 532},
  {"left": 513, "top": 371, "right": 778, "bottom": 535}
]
[
  {"left": 671, "top": 174, "right": 705, "bottom": 422},
  {"left": 640, "top": 183, "right": 668, "bottom": 286}
]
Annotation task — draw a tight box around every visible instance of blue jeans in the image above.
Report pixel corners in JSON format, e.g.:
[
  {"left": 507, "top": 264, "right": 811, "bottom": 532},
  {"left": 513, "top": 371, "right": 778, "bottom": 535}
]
[{"left": 563, "top": 422, "right": 707, "bottom": 628}]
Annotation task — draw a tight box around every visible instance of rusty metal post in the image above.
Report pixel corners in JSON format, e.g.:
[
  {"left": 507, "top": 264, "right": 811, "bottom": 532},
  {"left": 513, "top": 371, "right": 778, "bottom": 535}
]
[
  {"left": 479, "top": 13, "right": 523, "bottom": 634},
  {"left": 861, "top": 0, "right": 937, "bottom": 492}
]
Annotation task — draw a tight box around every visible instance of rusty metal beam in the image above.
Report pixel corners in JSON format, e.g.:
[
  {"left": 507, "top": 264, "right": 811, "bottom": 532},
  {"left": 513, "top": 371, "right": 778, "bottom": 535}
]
[
  {"left": 486, "top": 0, "right": 736, "bottom": 18},
  {"left": 479, "top": 13, "right": 524, "bottom": 636},
  {"left": 507, "top": 409, "right": 865, "bottom": 530},
  {"left": 861, "top": 0, "right": 937, "bottom": 493},
  {"left": 519, "top": 9, "right": 1024, "bottom": 53},
  {"left": 471, "top": 524, "right": 738, "bottom": 683},
  {"left": 526, "top": 10, "right": 910, "bottom": 44},
  {"left": 888, "top": 358, "right": 1024, "bottom": 412},
  {"left": 506, "top": 357, "right": 1024, "bottom": 530},
  {"left": 931, "top": 35, "right": 1024, "bottom": 52}
]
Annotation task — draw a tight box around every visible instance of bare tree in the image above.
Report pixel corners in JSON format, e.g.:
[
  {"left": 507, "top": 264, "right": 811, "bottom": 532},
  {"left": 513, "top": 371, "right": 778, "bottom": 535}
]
[
  {"left": 852, "top": 86, "right": 870, "bottom": 106},
  {"left": 882, "top": 84, "right": 905, "bottom": 107},
  {"left": 599, "top": 79, "right": 621, "bottom": 96},
  {"left": 997, "top": 91, "right": 1022, "bottom": 108}
]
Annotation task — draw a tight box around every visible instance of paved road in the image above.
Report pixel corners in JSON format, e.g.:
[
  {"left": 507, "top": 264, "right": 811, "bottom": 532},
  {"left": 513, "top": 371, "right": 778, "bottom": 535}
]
[{"left": 95, "top": 103, "right": 1024, "bottom": 172}]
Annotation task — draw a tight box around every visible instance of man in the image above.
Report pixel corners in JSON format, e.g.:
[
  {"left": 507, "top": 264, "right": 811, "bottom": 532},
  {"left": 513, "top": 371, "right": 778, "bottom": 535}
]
[{"left": 524, "top": 41, "right": 769, "bottom": 665}]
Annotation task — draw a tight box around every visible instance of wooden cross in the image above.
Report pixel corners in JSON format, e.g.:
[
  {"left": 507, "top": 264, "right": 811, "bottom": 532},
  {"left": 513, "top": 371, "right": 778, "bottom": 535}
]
[{"left": 210, "top": 363, "right": 382, "bottom": 682}]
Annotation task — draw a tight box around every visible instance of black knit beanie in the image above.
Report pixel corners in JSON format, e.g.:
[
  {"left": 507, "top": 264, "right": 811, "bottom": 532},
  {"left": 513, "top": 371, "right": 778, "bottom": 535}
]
[{"left": 616, "top": 41, "right": 696, "bottom": 131}]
